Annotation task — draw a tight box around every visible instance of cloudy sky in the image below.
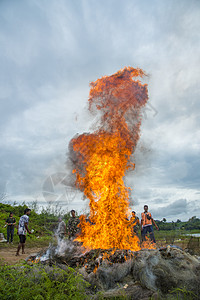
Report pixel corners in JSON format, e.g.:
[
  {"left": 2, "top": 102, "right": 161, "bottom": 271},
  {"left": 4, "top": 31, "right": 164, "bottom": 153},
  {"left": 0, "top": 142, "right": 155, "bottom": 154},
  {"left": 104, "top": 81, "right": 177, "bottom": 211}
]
[{"left": 0, "top": 0, "right": 199, "bottom": 221}]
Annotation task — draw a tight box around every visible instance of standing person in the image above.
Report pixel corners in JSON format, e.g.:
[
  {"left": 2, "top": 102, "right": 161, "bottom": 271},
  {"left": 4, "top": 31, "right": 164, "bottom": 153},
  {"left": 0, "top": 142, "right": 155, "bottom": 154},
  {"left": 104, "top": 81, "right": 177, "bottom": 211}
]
[
  {"left": 5, "top": 212, "right": 16, "bottom": 244},
  {"left": 57, "top": 217, "right": 66, "bottom": 240},
  {"left": 130, "top": 211, "right": 140, "bottom": 237},
  {"left": 16, "top": 208, "right": 32, "bottom": 256},
  {"left": 67, "top": 210, "right": 80, "bottom": 239},
  {"left": 141, "top": 205, "right": 159, "bottom": 243}
]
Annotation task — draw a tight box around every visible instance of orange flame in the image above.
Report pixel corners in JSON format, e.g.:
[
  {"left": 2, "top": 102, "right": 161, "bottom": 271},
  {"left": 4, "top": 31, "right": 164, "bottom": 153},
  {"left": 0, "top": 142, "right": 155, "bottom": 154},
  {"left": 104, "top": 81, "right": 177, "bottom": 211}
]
[
  {"left": 28, "top": 257, "right": 40, "bottom": 264},
  {"left": 70, "top": 67, "right": 149, "bottom": 251},
  {"left": 141, "top": 236, "right": 157, "bottom": 250}
]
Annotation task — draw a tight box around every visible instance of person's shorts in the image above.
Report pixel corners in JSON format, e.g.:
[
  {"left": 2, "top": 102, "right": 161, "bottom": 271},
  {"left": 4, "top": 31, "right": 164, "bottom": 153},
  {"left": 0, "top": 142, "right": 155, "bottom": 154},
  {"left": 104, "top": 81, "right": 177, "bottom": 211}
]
[{"left": 19, "top": 235, "right": 26, "bottom": 243}]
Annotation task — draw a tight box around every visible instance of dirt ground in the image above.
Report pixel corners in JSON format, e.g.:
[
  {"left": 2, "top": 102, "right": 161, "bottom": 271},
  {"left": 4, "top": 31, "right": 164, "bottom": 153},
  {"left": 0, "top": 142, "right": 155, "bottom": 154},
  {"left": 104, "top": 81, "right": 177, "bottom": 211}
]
[{"left": 0, "top": 245, "right": 44, "bottom": 265}]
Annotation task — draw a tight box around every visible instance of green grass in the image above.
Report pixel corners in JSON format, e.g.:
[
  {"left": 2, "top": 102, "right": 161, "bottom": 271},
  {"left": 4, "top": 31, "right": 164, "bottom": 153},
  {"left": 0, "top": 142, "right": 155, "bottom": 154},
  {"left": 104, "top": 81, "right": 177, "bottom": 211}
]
[
  {"left": 0, "top": 262, "right": 90, "bottom": 300},
  {"left": 0, "top": 235, "right": 52, "bottom": 249},
  {"left": 153, "top": 229, "right": 199, "bottom": 248},
  {"left": 169, "top": 287, "right": 198, "bottom": 300}
]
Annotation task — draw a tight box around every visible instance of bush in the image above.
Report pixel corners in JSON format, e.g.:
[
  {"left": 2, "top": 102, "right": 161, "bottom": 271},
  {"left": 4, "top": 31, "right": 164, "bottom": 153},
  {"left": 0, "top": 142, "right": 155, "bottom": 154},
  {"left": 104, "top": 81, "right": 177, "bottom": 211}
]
[
  {"left": 0, "top": 202, "right": 71, "bottom": 245},
  {"left": 0, "top": 263, "right": 90, "bottom": 300}
]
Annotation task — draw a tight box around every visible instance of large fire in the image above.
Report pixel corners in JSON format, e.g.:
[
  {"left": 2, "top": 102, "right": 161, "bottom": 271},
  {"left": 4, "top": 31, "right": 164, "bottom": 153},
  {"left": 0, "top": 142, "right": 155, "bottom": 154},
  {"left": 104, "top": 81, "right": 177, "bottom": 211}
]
[{"left": 70, "top": 67, "right": 150, "bottom": 251}]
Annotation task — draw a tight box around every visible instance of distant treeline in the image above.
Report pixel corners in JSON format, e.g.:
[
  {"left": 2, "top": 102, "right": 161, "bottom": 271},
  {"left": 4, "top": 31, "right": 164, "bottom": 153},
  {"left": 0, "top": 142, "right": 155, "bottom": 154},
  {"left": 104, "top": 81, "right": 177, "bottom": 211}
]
[{"left": 155, "top": 216, "right": 200, "bottom": 231}]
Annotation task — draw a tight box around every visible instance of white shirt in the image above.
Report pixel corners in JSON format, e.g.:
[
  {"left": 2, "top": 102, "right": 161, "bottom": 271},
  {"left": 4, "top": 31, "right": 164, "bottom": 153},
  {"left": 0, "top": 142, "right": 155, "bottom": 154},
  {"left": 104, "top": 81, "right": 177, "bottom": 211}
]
[{"left": 18, "top": 215, "right": 29, "bottom": 235}]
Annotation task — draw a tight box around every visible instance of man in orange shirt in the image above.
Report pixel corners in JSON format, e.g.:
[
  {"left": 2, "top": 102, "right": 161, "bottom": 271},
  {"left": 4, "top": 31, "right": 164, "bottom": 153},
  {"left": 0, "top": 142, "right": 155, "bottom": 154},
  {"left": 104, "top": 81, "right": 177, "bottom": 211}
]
[{"left": 141, "top": 205, "right": 159, "bottom": 243}]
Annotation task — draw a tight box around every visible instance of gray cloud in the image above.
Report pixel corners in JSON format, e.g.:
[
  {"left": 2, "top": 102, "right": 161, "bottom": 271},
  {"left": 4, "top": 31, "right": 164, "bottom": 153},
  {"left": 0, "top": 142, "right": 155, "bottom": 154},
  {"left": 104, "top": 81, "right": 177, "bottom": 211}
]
[
  {"left": 151, "top": 199, "right": 188, "bottom": 220},
  {"left": 0, "top": 0, "right": 199, "bottom": 220}
]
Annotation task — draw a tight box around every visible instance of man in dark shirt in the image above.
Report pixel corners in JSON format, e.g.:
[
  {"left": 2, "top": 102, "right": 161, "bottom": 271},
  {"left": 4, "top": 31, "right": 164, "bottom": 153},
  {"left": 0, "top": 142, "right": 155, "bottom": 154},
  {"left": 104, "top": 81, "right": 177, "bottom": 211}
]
[
  {"left": 5, "top": 212, "right": 16, "bottom": 244},
  {"left": 67, "top": 210, "right": 80, "bottom": 239},
  {"left": 130, "top": 211, "right": 140, "bottom": 237}
]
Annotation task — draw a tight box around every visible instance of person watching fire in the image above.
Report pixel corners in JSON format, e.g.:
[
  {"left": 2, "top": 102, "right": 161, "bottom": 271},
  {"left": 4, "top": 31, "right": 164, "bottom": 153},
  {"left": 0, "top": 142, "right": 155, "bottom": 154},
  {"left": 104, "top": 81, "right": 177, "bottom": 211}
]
[
  {"left": 67, "top": 210, "right": 80, "bottom": 239},
  {"left": 5, "top": 212, "right": 16, "bottom": 244},
  {"left": 16, "top": 208, "right": 32, "bottom": 256},
  {"left": 130, "top": 211, "right": 140, "bottom": 237},
  {"left": 141, "top": 205, "right": 159, "bottom": 243}
]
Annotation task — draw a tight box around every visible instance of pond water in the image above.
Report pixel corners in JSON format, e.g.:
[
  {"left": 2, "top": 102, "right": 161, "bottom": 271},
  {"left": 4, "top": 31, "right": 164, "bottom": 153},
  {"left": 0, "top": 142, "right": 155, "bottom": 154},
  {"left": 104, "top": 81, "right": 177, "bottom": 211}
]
[{"left": 185, "top": 233, "right": 200, "bottom": 237}]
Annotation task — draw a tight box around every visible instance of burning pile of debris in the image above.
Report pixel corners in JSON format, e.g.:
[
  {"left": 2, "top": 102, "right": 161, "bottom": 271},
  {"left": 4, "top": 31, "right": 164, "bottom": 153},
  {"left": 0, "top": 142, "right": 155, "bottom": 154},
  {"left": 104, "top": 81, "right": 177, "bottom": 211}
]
[
  {"left": 26, "top": 240, "right": 200, "bottom": 299},
  {"left": 27, "top": 241, "right": 134, "bottom": 268},
  {"left": 25, "top": 67, "right": 200, "bottom": 299}
]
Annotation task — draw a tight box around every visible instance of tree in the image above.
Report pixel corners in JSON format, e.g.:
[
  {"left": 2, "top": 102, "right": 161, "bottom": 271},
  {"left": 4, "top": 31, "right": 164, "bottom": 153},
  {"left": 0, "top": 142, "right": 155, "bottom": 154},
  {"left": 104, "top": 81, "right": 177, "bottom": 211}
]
[{"left": 189, "top": 216, "right": 196, "bottom": 221}]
